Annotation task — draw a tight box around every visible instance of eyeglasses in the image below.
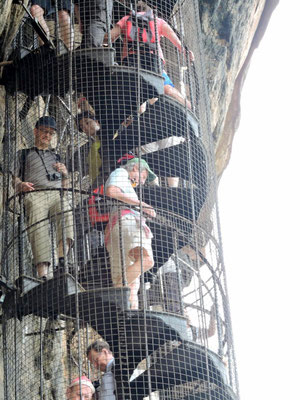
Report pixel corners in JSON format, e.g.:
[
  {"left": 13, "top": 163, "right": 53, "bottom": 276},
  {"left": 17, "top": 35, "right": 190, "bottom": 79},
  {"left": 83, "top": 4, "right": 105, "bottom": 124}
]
[{"left": 37, "top": 127, "right": 56, "bottom": 135}]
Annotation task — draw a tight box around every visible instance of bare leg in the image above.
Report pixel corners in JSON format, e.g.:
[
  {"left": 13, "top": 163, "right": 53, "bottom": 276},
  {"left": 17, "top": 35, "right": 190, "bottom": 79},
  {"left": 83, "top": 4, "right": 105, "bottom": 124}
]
[
  {"left": 58, "top": 10, "right": 73, "bottom": 50},
  {"left": 36, "top": 262, "right": 49, "bottom": 278},
  {"left": 57, "top": 238, "right": 72, "bottom": 259},
  {"left": 128, "top": 278, "right": 140, "bottom": 310},
  {"left": 114, "top": 246, "right": 154, "bottom": 309},
  {"left": 164, "top": 84, "right": 191, "bottom": 109},
  {"left": 30, "top": 5, "right": 50, "bottom": 46}
]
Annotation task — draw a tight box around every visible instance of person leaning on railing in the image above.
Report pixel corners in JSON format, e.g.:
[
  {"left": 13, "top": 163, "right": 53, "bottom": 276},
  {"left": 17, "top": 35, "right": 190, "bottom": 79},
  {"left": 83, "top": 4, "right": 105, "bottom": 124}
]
[
  {"left": 12, "top": 116, "right": 74, "bottom": 280},
  {"left": 104, "top": 157, "right": 157, "bottom": 310}
]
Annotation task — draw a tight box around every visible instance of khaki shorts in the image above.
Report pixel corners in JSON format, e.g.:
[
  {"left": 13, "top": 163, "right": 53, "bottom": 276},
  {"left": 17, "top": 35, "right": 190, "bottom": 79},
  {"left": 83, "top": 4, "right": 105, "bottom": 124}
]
[
  {"left": 24, "top": 190, "right": 74, "bottom": 265},
  {"left": 106, "top": 214, "right": 153, "bottom": 285}
]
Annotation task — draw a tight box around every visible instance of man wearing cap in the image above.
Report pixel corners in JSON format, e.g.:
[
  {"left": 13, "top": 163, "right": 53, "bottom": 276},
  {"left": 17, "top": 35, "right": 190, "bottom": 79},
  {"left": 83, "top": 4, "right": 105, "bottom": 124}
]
[
  {"left": 66, "top": 376, "right": 95, "bottom": 400},
  {"left": 86, "top": 340, "right": 116, "bottom": 399},
  {"left": 13, "top": 116, "right": 74, "bottom": 279},
  {"left": 104, "top": 158, "right": 156, "bottom": 309}
]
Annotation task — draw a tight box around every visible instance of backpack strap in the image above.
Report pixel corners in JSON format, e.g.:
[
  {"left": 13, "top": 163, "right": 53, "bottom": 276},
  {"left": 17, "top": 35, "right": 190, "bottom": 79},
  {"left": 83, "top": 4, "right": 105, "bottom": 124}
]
[
  {"left": 19, "top": 148, "right": 33, "bottom": 181},
  {"left": 126, "top": 10, "right": 157, "bottom": 51},
  {"left": 88, "top": 185, "right": 110, "bottom": 227},
  {"left": 19, "top": 147, "right": 60, "bottom": 181}
]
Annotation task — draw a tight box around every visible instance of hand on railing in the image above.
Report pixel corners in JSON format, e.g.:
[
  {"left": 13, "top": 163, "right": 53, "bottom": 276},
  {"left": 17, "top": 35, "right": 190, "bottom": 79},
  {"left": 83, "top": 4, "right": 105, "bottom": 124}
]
[
  {"left": 17, "top": 181, "right": 35, "bottom": 193},
  {"left": 143, "top": 203, "right": 156, "bottom": 219}
]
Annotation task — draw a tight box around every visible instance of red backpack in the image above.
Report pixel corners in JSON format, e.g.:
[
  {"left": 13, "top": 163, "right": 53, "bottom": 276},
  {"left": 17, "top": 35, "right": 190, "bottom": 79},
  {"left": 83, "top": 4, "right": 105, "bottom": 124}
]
[
  {"left": 126, "top": 10, "right": 157, "bottom": 51},
  {"left": 88, "top": 185, "right": 109, "bottom": 227}
]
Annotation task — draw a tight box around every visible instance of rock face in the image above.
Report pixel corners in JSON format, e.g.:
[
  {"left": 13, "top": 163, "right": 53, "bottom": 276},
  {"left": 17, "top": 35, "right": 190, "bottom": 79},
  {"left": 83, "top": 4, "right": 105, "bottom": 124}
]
[
  {"left": 198, "top": 0, "right": 280, "bottom": 178},
  {"left": 0, "top": 0, "right": 30, "bottom": 61},
  {"left": 0, "top": 1, "right": 279, "bottom": 399}
]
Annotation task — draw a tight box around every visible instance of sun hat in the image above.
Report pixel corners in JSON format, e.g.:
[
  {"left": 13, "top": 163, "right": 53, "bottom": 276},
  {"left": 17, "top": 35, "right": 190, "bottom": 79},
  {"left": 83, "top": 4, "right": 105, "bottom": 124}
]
[{"left": 125, "top": 157, "right": 157, "bottom": 182}]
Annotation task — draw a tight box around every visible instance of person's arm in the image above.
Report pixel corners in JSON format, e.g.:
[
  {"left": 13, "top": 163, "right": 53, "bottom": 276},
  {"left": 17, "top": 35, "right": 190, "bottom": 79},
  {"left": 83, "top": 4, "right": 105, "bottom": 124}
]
[
  {"left": 106, "top": 185, "right": 156, "bottom": 218},
  {"left": 161, "top": 21, "right": 194, "bottom": 62},
  {"left": 12, "top": 152, "right": 35, "bottom": 193},
  {"left": 109, "top": 24, "right": 122, "bottom": 43},
  {"left": 13, "top": 176, "right": 35, "bottom": 193},
  {"left": 103, "top": 24, "right": 121, "bottom": 45}
]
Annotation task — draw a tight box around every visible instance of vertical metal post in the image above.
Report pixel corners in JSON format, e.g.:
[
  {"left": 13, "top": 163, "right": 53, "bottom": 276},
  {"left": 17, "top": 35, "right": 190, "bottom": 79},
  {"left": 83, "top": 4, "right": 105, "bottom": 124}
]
[
  {"left": 39, "top": 316, "right": 44, "bottom": 398},
  {"left": 118, "top": 207, "right": 127, "bottom": 287},
  {"left": 50, "top": 221, "right": 56, "bottom": 268},
  {"left": 153, "top": 8, "right": 163, "bottom": 76},
  {"left": 2, "top": 94, "right": 11, "bottom": 278},
  {"left": 13, "top": 298, "right": 18, "bottom": 400},
  {"left": 2, "top": 318, "right": 9, "bottom": 399},
  {"left": 105, "top": 0, "right": 112, "bottom": 48},
  {"left": 173, "top": 232, "right": 184, "bottom": 315},
  {"left": 213, "top": 274, "right": 224, "bottom": 359},
  {"left": 54, "top": 0, "right": 60, "bottom": 55},
  {"left": 18, "top": 206, "right": 25, "bottom": 277}
]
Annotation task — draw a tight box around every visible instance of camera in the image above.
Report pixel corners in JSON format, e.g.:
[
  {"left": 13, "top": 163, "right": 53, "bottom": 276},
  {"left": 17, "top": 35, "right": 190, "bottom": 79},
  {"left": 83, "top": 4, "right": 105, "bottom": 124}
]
[{"left": 47, "top": 172, "right": 62, "bottom": 181}]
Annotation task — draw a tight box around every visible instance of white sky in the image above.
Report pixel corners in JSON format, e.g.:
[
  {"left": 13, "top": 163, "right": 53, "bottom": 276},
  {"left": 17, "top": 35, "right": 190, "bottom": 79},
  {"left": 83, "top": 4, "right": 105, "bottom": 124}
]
[{"left": 218, "top": 2, "right": 300, "bottom": 399}]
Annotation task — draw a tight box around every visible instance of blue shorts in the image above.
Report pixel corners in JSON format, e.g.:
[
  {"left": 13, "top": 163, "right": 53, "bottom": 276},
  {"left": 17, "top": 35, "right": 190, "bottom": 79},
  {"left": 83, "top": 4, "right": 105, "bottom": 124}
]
[{"left": 162, "top": 71, "right": 175, "bottom": 87}]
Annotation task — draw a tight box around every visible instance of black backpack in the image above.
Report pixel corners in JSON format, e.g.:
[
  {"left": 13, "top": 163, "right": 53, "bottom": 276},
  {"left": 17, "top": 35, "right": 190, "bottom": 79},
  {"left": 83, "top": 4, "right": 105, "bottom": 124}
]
[{"left": 126, "top": 10, "right": 157, "bottom": 51}]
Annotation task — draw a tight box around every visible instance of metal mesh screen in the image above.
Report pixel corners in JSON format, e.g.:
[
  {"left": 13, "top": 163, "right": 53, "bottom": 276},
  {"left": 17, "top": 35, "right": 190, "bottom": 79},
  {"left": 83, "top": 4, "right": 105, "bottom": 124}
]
[{"left": 0, "top": 1, "right": 239, "bottom": 399}]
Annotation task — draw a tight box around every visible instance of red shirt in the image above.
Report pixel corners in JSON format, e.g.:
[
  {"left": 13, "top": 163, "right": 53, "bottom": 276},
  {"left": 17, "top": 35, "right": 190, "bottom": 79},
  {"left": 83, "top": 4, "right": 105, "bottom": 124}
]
[{"left": 117, "top": 13, "right": 167, "bottom": 63}]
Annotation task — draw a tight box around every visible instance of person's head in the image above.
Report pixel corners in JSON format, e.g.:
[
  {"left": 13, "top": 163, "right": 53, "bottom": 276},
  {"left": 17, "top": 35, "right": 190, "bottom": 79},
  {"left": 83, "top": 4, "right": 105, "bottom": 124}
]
[
  {"left": 77, "top": 112, "right": 101, "bottom": 136},
  {"left": 86, "top": 340, "right": 113, "bottom": 372},
  {"left": 66, "top": 376, "right": 95, "bottom": 400},
  {"left": 123, "top": 158, "right": 157, "bottom": 187},
  {"left": 34, "top": 116, "right": 57, "bottom": 149},
  {"left": 136, "top": 1, "right": 152, "bottom": 12}
]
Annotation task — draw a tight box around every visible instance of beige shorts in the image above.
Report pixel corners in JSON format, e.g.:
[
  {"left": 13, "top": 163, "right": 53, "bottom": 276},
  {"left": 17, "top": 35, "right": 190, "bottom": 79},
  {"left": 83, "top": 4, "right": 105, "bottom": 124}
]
[
  {"left": 24, "top": 190, "right": 74, "bottom": 265},
  {"left": 106, "top": 214, "right": 153, "bottom": 285}
]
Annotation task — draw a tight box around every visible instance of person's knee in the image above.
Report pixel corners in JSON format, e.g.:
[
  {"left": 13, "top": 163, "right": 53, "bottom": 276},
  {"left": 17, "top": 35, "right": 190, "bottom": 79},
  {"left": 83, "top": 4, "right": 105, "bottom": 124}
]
[
  {"left": 164, "top": 84, "right": 174, "bottom": 96},
  {"left": 143, "top": 255, "right": 154, "bottom": 269},
  {"left": 59, "top": 10, "right": 70, "bottom": 26},
  {"left": 31, "top": 4, "right": 44, "bottom": 18},
  {"left": 129, "top": 246, "right": 152, "bottom": 263}
]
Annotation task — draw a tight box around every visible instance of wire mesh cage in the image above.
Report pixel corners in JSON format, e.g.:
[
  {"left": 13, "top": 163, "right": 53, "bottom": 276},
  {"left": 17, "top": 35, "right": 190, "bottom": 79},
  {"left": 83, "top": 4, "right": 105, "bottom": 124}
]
[{"left": 0, "top": 1, "right": 239, "bottom": 399}]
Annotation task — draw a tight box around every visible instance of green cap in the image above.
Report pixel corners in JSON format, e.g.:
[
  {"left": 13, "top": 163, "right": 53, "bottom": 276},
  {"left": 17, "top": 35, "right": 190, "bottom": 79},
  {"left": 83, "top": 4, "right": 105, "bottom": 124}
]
[{"left": 126, "top": 158, "right": 157, "bottom": 182}]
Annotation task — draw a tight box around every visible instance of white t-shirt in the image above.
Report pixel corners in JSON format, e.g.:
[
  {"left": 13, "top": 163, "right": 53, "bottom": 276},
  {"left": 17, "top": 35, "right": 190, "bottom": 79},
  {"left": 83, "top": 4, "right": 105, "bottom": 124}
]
[{"left": 105, "top": 167, "right": 139, "bottom": 218}]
